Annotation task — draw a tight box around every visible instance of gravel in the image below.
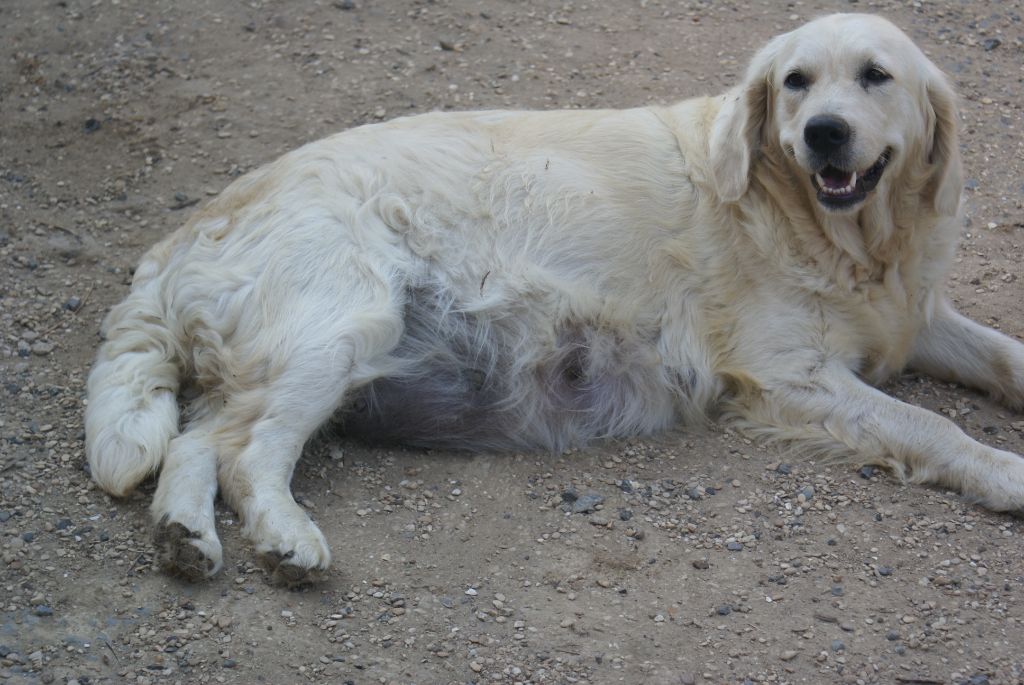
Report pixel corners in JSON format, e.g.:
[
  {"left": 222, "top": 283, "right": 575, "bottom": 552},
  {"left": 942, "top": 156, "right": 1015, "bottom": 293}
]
[{"left": 1, "top": 1, "right": 1022, "bottom": 684}]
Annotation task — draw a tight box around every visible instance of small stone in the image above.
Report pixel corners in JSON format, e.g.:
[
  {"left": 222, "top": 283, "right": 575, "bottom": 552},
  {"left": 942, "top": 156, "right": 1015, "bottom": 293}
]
[
  {"left": 31, "top": 341, "right": 55, "bottom": 356},
  {"left": 64, "top": 296, "right": 82, "bottom": 311},
  {"left": 982, "top": 38, "right": 1001, "bottom": 51},
  {"left": 55, "top": 518, "right": 73, "bottom": 530},
  {"left": 877, "top": 566, "right": 893, "bottom": 577},
  {"left": 653, "top": 614, "right": 665, "bottom": 622},
  {"left": 831, "top": 585, "right": 844, "bottom": 597},
  {"left": 831, "top": 640, "right": 845, "bottom": 652},
  {"left": 726, "top": 542, "right": 743, "bottom": 552},
  {"left": 470, "top": 661, "right": 483, "bottom": 673},
  {"left": 34, "top": 605, "right": 54, "bottom": 617},
  {"left": 901, "top": 614, "right": 917, "bottom": 624},
  {"left": 775, "top": 463, "right": 792, "bottom": 475},
  {"left": 571, "top": 493, "right": 605, "bottom": 514},
  {"left": 858, "top": 466, "right": 877, "bottom": 479},
  {"left": 217, "top": 615, "right": 233, "bottom": 629},
  {"left": 886, "top": 630, "right": 900, "bottom": 641},
  {"left": 222, "top": 659, "right": 237, "bottom": 668},
  {"left": 692, "top": 559, "right": 710, "bottom": 570},
  {"left": 560, "top": 617, "right": 575, "bottom": 628},
  {"left": 780, "top": 650, "right": 798, "bottom": 661},
  {"left": 798, "top": 486, "right": 815, "bottom": 500},
  {"left": 716, "top": 605, "right": 732, "bottom": 616},
  {"left": 465, "top": 588, "right": 478, "bottom": 596}
]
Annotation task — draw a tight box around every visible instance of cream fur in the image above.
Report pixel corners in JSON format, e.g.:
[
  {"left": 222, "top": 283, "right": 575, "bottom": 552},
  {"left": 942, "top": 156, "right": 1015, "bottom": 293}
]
[{"left": 85, "top": 14, "right": 1024, "bottom": 583}]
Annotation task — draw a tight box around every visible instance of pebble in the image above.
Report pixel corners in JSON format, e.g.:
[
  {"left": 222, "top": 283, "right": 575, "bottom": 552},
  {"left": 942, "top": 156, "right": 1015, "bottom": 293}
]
[
  {"left": 716, "top": 605, "right": 732, "bottom": 616},
  {"left": 692, "top": 559, "right": 710, "bottom": 570},
  {"left": 34, "top": 606, "right": 54, "bottom": 617},
  {"left": 465, "top": 588, "right": 478, "bottom": 596},
  {"left": 570, "top": 493, "right": 605, "bottom": 514},
  {"left": 726, "top": 542, "right": 743, "bottom": 551},
  {"left": 31, "top": 341, "right": 55, "bottom": 356},
  {"left": 830, "top": 640, "right": 845, "bottom": 652},
  {"left": 780, "top": 650, "right": 798, "bottom": 661}
]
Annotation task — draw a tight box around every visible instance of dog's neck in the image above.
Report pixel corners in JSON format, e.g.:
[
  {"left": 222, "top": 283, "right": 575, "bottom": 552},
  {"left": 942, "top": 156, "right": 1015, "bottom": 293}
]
[{"left": 748, "top": 148, "right": 931, "bottom": 296}]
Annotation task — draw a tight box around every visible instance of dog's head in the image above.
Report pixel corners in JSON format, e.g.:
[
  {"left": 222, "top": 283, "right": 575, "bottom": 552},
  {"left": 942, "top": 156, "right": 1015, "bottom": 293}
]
[{"left": 709, "top": 14, "right": 961, "bottom": 217}]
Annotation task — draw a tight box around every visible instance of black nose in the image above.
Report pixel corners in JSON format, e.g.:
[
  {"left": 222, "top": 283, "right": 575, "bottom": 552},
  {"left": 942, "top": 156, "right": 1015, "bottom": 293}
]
[{"left": 804, "top": 115, "right": 851, "bottom": 155}]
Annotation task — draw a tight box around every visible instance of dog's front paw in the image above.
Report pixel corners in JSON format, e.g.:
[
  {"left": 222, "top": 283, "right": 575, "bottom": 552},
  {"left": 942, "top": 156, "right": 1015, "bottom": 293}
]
[{"left": 153, "top": 517, "right": 224, "bottom": 581}]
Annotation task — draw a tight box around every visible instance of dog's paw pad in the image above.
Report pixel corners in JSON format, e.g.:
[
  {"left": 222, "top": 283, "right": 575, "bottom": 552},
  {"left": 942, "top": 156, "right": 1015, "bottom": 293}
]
[
  {"left": 154, "top": 519, "right": 222, "bottom": 582},
  {"left": 257, "top": 550, "right": 328, "bottom": 588}
]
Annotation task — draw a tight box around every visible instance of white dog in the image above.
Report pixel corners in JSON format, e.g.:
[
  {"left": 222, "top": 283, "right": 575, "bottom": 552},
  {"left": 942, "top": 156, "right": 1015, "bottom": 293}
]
[{"left": 85, "top": 14, "right": 1024, "bottom": 584}]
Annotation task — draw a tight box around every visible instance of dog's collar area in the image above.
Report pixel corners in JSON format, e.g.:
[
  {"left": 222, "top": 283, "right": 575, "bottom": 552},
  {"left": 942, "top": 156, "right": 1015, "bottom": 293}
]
[{"left": 810, "top": 148, "right": 891, "bottom": 209}]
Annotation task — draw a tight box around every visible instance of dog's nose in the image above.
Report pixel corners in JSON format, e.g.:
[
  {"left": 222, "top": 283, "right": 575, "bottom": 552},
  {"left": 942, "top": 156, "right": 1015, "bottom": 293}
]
[{"left": 804, "top": 115, "right": 851, "bottom": 155}]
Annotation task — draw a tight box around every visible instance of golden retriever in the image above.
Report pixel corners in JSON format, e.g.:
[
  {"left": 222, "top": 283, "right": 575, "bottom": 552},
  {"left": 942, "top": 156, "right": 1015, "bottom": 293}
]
[{"left": 85, "top": 14, "right": 1024, "bottom": 584}]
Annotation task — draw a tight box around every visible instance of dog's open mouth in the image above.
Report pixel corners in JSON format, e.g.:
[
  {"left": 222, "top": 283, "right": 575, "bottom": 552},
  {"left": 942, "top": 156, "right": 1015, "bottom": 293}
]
[{"left": 810, "top": 148, "right": 892, "bottom": 210}]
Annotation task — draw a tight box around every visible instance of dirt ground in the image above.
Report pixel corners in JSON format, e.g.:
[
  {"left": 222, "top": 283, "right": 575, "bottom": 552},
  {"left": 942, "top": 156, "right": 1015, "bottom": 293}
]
[{"left": 1, "top": 0, "right": 1023, "bottom": 684}]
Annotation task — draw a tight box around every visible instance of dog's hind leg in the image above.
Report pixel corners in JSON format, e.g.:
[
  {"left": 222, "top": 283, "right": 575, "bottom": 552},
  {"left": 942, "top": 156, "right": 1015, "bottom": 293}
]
[
  {"left": 151, "top": 409, "right": 224, "bottom": 580},
  {"left": 212, "top": 295, "right": 405, "bottom": 586}
]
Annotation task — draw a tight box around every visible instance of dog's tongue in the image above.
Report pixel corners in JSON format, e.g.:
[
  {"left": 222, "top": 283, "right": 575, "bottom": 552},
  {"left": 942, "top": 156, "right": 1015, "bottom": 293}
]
[
  {"left": 819, "top": 164, "right": 851, "bottom": 187},
  {"left": 821, "top": 166, "right": 854, "bottom": 189}
]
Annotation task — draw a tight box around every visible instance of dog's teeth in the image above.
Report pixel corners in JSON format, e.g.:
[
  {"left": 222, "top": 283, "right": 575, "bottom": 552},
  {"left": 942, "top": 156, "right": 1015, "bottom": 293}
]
[{"left": 815, "top": 173, "right": 825, "bottom": 189}]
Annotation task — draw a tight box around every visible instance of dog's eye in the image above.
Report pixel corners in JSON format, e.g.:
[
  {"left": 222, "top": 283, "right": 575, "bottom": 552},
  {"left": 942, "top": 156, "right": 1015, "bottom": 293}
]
[
  {"left": 784, "top": 71, "right": 809, "bottom": 90},
  {"left": 863, "top": 66, "right": 892, "bottom": 85}
]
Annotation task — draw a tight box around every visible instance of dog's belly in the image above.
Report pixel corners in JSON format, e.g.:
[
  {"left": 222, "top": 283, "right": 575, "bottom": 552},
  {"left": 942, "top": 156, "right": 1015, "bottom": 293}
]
[{"left": 336, "top": 287, "right": 689, "bottom": 451}]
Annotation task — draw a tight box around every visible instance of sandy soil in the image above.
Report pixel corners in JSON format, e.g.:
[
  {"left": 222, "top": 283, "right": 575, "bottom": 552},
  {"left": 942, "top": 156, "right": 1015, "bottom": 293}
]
[{"left": 1, "top": 1, "right": 1023, "bottom": 683}]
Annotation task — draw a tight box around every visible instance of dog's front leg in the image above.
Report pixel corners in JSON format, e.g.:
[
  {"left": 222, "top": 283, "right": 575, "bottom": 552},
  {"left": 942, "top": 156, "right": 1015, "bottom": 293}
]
[
  {"left": 731, "top": 363, "right": 1024, "bottom": 511},
  {"left": 911, "top": 298, "right": 1024, "bottom": 409}
]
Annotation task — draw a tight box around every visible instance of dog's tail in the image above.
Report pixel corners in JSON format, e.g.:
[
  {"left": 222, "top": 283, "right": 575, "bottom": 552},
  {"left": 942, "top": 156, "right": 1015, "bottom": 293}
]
[{"left": 85, "top": 265, "right": 181, "bottom": 497}]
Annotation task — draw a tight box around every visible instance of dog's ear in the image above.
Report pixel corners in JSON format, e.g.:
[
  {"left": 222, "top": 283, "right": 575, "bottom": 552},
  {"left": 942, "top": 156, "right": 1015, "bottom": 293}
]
[
  {"left": 708, "top": 36, "right": 781, "bottom": 202},
  {"left": 924, "top": 72, "right": 963, "bottom": 217}
]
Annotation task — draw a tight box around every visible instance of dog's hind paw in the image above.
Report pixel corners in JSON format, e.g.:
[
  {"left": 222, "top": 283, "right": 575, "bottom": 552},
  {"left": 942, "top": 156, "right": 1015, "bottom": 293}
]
[
  {"left": 154, "top": 518, "right": 223, "bottom": 581},
  {"left": 257, "top": 549, "right": 329, "bottom": 587}
]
